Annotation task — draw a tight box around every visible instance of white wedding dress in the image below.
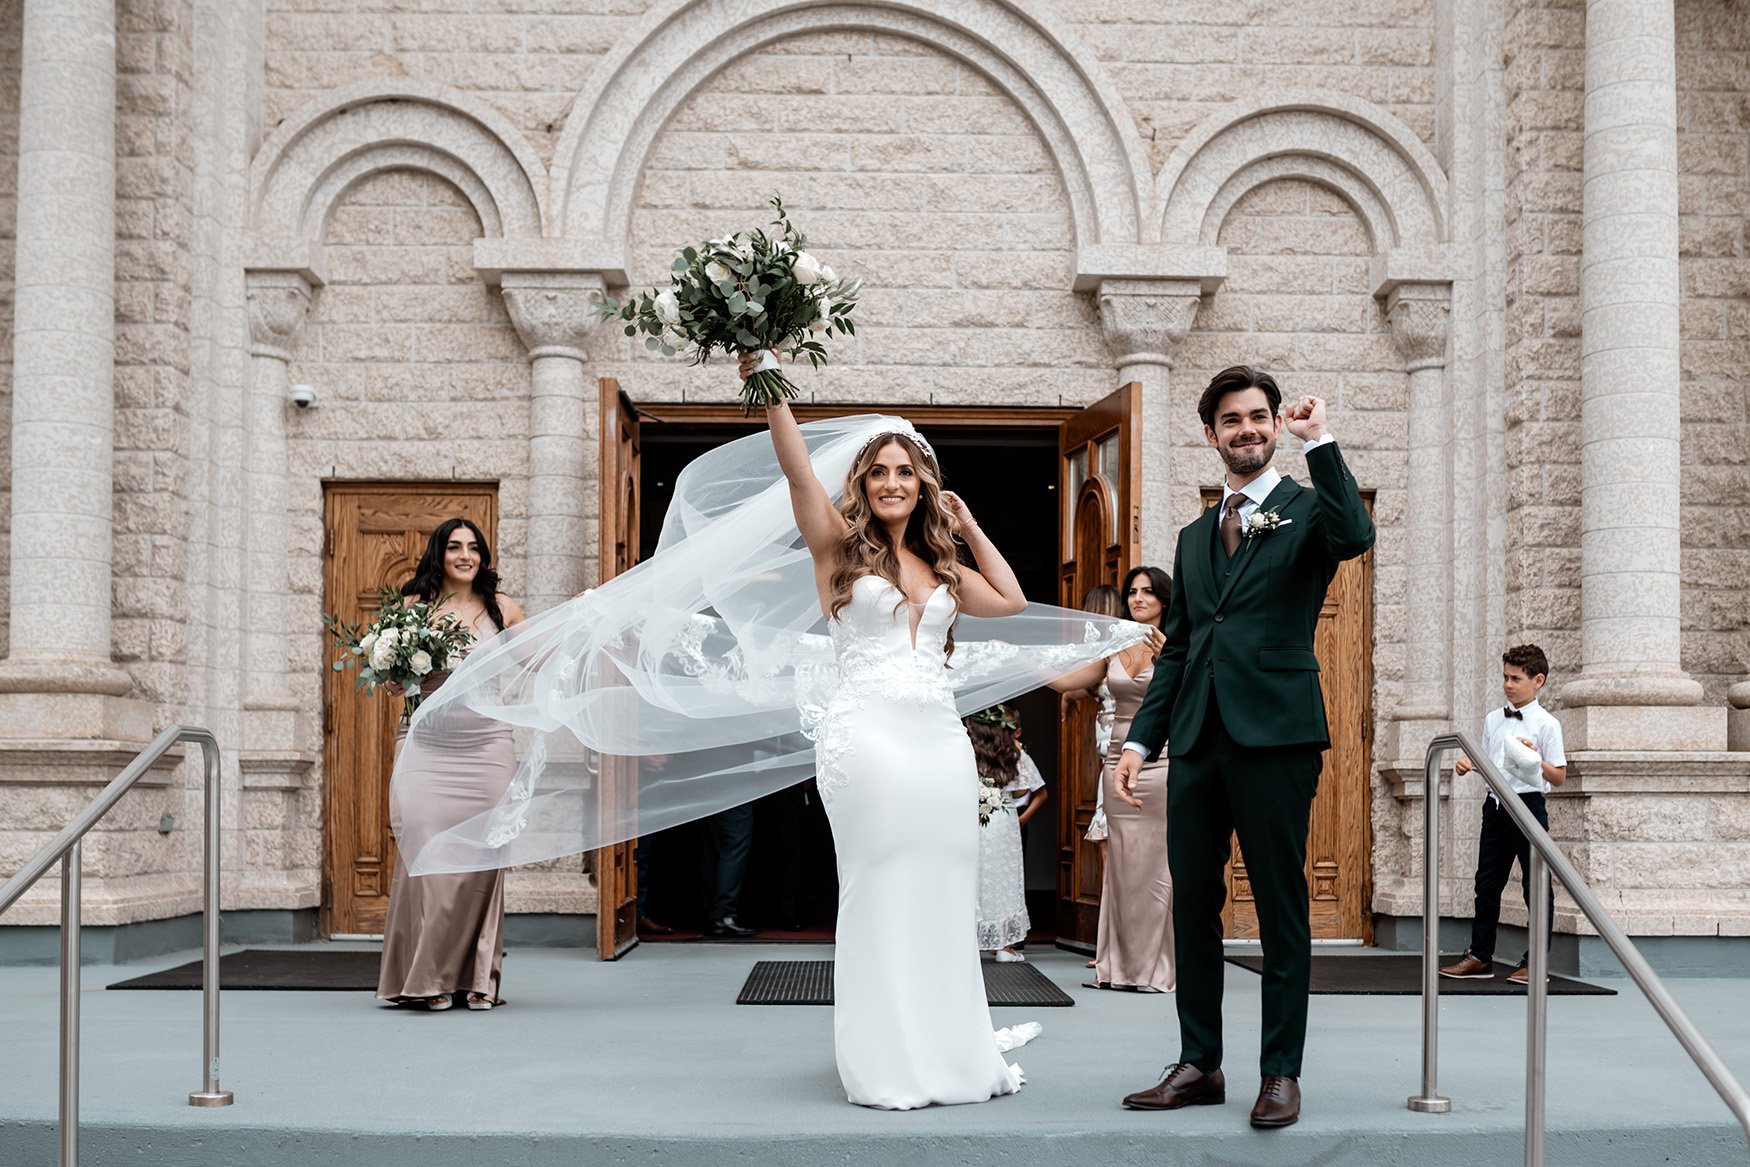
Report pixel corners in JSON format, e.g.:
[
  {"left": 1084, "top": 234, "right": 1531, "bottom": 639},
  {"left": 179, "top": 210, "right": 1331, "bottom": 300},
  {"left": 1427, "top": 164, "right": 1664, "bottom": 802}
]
[{"left": 816, "top": 575, "right": 1034, "bottom": 1109}]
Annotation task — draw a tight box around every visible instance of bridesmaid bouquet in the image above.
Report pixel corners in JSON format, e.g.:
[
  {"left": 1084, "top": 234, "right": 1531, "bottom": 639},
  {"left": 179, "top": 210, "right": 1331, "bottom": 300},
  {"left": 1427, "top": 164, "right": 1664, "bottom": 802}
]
[
  {"left": 594, "top": 196, "right": 860, "bottom": 414},
  {"left": 323, "top": 588, "right": 474, "bottom": 715},
  {"left": 977, "top": 780, "right": 1011, "bottom": 827}
]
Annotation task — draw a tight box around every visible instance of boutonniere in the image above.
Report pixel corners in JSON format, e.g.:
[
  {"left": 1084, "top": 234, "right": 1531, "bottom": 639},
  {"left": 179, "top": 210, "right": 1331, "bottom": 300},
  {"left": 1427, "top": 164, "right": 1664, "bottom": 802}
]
[{"left": 1244, "top": 508, "right": 1293, "bottom": 540}]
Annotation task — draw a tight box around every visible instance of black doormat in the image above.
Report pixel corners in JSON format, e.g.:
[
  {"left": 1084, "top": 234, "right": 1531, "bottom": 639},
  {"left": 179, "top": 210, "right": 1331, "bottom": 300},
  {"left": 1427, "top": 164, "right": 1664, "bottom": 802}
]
[
  {"left": 108, "top": 949, "right": 381, "bottom": 991},
  {"left": 737, "top": 959, "right": 1075, "bottom": 1007},
  {"left": 1223, "top": 953, "right": 1615, "bottom": 996}
]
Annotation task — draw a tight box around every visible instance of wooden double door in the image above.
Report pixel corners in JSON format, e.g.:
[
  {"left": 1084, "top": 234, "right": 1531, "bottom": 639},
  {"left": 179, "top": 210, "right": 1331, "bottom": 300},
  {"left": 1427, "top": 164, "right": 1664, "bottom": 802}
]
[
  {"left": 1054, "top": 386, "right": 1374, "bottom": 944},
  {"left": 321, "top": 483, "right": 497, "bottom": 936}
]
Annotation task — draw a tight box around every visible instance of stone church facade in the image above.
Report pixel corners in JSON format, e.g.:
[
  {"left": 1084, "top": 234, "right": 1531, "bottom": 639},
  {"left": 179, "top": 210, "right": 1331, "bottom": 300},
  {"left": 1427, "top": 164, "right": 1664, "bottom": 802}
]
[{"left": 0, "top": 0, "right": 1745, "bottom": 961}]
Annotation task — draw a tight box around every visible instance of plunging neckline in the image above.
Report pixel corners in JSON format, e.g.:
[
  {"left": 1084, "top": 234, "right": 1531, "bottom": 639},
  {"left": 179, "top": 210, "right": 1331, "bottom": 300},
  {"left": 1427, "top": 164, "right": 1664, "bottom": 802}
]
[{"left": 903, "top": 583, "right": 948, "bottom": 651}]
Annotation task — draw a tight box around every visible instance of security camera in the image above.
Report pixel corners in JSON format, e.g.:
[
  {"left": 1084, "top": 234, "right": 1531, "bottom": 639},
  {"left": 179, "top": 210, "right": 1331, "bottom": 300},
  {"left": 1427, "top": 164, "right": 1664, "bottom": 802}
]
[{"left": 289, "top": 384, "right": 318, "bottom": 409}]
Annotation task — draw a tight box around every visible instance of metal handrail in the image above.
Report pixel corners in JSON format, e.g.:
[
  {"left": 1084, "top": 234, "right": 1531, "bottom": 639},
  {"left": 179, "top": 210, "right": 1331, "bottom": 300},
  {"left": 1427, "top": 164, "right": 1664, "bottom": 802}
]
[
  {"left": 0, "top": 725, "right": 234, "bottom": 1165},
  {"left": 1409, "top": 732, "right": 1750, "bottom": 1164}
]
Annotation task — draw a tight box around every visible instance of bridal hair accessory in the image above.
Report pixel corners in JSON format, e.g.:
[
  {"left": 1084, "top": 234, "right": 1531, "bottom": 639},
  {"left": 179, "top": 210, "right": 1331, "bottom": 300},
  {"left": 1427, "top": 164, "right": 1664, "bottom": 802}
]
[
  {"left": 969, "top": 705, "right": 1019, "bottom": 732},
  {"left": 390, "top": 413, "right": 1151, "bottom": 876},
  {"left": 855, "top": 427, "right": 936, "bottom": 467}
]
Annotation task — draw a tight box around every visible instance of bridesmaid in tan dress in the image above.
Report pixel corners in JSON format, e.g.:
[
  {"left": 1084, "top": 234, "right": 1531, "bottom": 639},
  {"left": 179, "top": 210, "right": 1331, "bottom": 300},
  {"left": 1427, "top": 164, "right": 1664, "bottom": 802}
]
[
  {"left": 376, "top": 518, "right": 526, "bottom": 1012},
  {"left": 1052, "top": 566, "right": 1175, "bottom": 993}
]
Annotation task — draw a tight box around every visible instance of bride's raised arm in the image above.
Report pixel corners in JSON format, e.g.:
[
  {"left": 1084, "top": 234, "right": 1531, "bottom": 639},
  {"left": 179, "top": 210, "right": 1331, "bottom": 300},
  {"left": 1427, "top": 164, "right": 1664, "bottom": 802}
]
[{"left": 742, "top": 353, "right": 847, "bottom": 563}]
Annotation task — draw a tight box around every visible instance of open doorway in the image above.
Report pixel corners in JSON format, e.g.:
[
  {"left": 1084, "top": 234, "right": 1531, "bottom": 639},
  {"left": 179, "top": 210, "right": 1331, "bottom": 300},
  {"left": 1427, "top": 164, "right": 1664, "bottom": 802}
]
[{"left": 628, "top": 417, "right": 1066, "bottom": 941}]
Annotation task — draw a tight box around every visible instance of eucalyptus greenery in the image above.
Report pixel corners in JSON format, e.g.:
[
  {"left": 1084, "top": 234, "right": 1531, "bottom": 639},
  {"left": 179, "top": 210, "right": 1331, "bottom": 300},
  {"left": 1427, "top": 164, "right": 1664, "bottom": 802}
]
[{"left": 593, "top": 197, "right": 860, "bottom": 415}]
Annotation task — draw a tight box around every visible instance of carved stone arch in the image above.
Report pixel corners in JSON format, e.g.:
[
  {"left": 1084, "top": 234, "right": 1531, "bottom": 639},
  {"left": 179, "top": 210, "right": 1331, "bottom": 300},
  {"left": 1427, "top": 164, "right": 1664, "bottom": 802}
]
[
  {"left": 553, "top": 0, "right": 1152, "bottom": 259},
  {"left": 247, "top": 78, "right": 549, "bottom": 264},
  {"left": 1155, "top": 90, "right": 1449, "bottom": 251}
]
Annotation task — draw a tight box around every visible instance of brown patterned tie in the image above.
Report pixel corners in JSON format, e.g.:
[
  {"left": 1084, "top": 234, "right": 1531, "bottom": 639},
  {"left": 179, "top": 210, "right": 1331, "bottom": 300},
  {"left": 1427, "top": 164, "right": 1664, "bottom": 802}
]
[{"left": 1221, "top": 493, "right": 1246, "bottom": 558}]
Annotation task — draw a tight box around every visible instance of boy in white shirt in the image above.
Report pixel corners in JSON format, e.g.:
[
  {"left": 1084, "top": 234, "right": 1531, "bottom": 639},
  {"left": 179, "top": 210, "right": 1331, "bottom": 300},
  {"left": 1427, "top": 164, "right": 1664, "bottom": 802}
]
[{"left": 1439, "top": 644, "right": 1568, "bottom": 986}]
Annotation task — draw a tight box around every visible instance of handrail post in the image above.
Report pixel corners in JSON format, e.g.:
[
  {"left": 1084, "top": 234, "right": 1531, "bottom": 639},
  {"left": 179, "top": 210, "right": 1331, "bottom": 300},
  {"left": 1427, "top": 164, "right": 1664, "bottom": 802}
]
[
  {"left": 59, "top": 842, "right": 80, "bottom": 1167},
  {"left": 1408, "top": 742, "right": 1451, "bottom": 1113},
  {"left": 189, "top": 734, "right": 233, "bottom": 1108},
  {"left": 1526, "top": 850, "right": 1550, "bottom": 1167}
]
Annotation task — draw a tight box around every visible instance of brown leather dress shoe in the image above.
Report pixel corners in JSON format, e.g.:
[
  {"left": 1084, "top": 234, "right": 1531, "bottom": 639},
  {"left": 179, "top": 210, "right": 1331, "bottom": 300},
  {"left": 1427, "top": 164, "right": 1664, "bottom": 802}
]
[
  {"left": 1121, "top": 1062, "right": 1226, "bottom": 1110},
  {"left": 1438, "top": 953, "right": 1494, "bottom": 979},
  {"left": 1250, "top": 1075, "right": 1300, "bottom": 1128},
  {"left": 636, "top": 915, "right": 674, "bottom": 936}
]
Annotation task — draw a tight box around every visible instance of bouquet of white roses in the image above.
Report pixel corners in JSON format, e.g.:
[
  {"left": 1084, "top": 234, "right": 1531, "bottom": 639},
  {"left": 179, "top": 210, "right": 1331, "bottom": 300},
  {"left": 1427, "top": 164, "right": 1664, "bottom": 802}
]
[
  {"left": 323, "top": 588, "right": 475, "bottom": 715},
  {"left": 593, "top": 196, "right": 860, "bottom": 415},
  {"left": 978, "top": 779, "right": 1011, "bottom": 827}
]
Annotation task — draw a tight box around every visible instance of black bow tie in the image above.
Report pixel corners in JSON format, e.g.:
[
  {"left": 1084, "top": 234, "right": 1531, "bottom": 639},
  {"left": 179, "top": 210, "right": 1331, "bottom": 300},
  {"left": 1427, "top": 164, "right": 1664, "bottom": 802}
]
[{"left": 1503, "top": 707, "right": 1524, "bottom": 720}]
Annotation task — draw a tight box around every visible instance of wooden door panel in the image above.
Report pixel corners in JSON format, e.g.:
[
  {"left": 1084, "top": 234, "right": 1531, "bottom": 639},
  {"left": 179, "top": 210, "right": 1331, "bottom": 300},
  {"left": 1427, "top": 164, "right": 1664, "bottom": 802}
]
[
  {"left": 1213, "top": 491, "right": 1373, "bottom": 942},
  {"left": 322, "top": 485, "right": 497, "bottom": 936},
  {"left": 1055, "top": 382, "right": 1142, "bottom": 946},
  {"left": 595, "top": 380, "right": 641, "bottom": 961}
]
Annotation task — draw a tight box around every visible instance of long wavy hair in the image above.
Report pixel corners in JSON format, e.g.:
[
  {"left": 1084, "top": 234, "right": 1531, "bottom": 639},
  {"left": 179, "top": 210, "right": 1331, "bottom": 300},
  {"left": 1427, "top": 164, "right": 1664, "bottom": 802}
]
[
  {"left": 964, "top": 706, "right": 1022, "bottom": 788},
  {"left": 402, "top": 517, "right": 505, "bottom": 632},
  {"left": 826, "top": 432, "right": 963, "bottom": 644}
]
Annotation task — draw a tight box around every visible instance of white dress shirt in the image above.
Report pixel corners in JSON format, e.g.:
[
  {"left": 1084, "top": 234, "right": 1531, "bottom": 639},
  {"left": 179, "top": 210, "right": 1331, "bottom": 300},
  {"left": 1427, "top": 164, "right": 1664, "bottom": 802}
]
[
  {"left": 1482, "top": 697, "right": 1566, "bottom": 797},
  {"left": 1121, "top": 435, "right": 1338, "bottom": 759}
]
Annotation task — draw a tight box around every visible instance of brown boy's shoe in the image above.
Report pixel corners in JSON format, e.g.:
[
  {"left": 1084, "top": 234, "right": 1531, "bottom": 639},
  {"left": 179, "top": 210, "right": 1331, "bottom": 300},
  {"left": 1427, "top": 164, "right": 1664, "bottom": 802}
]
[
  {"left": 1438, "top": 953, "right": 1494, "bottom": 979},
  {"left": 1250, "top": 1075, "right": 1300, "bottom": 1128},
  {"left": 1121, "top": 1062, "right": 1226, "bottom": 1110},
  {"left": 1507, "top": 965, "right": 1546, "bottom": 986}
]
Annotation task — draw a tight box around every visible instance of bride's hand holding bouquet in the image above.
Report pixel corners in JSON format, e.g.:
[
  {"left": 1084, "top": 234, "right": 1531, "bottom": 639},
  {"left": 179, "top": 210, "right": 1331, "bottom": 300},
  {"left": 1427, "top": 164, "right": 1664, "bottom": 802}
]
[{"left": 596, "top": 197, "right": 860, "bottom": 415}]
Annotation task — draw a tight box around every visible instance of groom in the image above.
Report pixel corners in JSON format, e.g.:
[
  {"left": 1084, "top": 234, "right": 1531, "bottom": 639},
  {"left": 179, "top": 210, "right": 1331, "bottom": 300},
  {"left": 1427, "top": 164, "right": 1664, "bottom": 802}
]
[{"left": 1112, "top": 366, "right": 1373, "bottom": 1129}]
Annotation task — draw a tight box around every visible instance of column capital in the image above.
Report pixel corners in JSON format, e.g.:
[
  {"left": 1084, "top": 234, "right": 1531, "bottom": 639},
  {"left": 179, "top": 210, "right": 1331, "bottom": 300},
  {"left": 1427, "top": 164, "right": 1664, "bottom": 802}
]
[
  {"left": 501, "top": 271, "right": 608, "bottom": 362},
  {"left": 1096, "top": 277, "right": 1204, "bottom": 369},
  {"left": 1384, "top": 281, "right": 1452, "bottom": 372},
  {"left": 245, "top": 270, "right": 315, "bottom": 362}
]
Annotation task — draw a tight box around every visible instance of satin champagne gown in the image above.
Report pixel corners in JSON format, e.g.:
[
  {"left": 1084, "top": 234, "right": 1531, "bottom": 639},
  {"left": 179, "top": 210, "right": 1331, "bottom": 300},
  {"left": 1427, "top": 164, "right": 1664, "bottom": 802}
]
[
  {"left": 1093, "top": 656, "right": 1177, "bottom": 993},
  {"left": 377, "top": 621, "right": 515, "bottom": 1004}
]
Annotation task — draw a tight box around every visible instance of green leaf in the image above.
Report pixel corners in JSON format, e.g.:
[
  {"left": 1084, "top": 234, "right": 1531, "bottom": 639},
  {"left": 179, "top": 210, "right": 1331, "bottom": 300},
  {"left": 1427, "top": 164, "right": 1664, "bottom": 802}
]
[
  {"left": 682, "top": 246, "right": 697, "bottom": 262},
  {"left": 624, "top": 325, "right": 636, "bottom": 337},
  {"left": 727, "top": 290, "right": 747, "bottom": 316},
  {"left": 736, "top": 328, "right": 760, "bottom": 348},
  {"left": 646, "top": 336, "right": 662, "bottom": 351},
  {"left": 671, "top": 257, "right": 688, "bottom": 273}
]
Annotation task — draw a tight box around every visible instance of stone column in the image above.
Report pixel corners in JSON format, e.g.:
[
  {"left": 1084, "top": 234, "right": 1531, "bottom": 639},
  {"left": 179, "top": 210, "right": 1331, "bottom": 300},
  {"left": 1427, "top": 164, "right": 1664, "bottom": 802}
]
[
  {"left": 1096, "top": 278, "right": 1203, "bottom": 569},
  {"left": 1384, "top": 281, "right": 1453, "bottom": 760},
  {"left": 241, "top": 270, "right": 318, "bottom": 780},
  {"left": 501, "top": 273, "right": 604, "bottom": 615},
  {"left": 0, "top": 0, "right": 134, "bottom": 708},
  {"left": 1729, "top": 683, "right": 1750, "bottom": 752},
  {"left": 1563, "top": 0, "right": 1721, "bottom": 749}
]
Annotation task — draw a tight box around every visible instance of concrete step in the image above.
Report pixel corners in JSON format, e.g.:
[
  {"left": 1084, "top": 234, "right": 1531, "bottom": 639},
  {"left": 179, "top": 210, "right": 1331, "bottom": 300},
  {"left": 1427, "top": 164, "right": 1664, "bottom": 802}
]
[{"left": 2, "top": 945, "right": 1746, "bottom": 1166}]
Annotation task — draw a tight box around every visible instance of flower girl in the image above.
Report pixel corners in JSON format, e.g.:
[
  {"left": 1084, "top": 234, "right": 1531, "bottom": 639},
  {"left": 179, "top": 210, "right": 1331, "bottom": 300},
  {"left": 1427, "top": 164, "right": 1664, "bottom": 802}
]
[{"left": 966, "top": 706, "right": 1048, "bottom": 963}]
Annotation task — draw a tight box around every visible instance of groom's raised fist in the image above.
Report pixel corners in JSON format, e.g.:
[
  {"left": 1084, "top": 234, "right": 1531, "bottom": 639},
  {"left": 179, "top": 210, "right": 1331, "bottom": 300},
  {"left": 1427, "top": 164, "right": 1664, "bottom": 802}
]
[{"left": 1283, "top": 395, "right": 1328, "bottom": 443}]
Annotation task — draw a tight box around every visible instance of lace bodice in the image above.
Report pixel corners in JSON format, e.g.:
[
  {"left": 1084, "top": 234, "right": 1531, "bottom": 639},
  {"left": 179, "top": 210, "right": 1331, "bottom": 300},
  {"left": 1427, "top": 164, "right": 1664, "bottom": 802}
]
[
  {"left": 811, "top": 575, "right": 959, "bottom": 801},
  {"left": 829, "top": 575, "right": 955, "bottom": 690}
]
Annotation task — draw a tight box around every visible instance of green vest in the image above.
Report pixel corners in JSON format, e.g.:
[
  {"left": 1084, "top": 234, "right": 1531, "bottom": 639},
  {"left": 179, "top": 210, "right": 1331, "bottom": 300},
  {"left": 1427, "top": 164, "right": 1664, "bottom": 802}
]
[{"left": 1126, "top": 442, "right": 1374, "bottom": 758}]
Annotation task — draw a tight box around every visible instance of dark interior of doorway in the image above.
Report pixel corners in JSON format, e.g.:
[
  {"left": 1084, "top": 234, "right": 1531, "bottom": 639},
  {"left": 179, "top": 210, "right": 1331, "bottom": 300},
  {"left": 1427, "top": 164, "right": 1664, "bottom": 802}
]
[{"left": 633, "top": 419, "right": 1063, "bottom": 940}]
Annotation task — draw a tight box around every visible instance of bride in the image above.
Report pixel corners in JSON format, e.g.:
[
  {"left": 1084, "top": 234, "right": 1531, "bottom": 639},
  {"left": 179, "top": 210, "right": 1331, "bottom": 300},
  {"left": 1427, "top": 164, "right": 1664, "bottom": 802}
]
[
  {"left": 753, "top": 359, "right": 1035, "bottom": 1109},
  {"left": 392, "top": 363, "right": 1148, "bottom": 1111}
]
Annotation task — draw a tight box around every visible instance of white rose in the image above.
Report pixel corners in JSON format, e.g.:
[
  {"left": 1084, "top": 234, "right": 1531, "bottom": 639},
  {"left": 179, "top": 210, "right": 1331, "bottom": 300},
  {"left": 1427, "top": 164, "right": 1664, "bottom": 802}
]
[
  {"left": 357, "top": 632, "right": 378, "bottom": 656},
  {"left": 409, "top": 650, "right": 433, "bottom": 676},
  {"left": 791, "top": 252, "right": 823, "bottom": 286},
  {"left": 653, "top": 288, "right": 681, "bottom": 325},
  {"left": 369, "top": 638, "right": 396, "bottom": 673},
  {"left": 660, "top": 325, "right": 688, "bottom": 350},
  {"left": 808, "top": 296, "right": 832, "bottom": 333},
  {"left": 704, "top": 260, "right": 732, "bottom": 286},
  {"left": 821, "top": 264, "right": 836, "bottom": 284}
]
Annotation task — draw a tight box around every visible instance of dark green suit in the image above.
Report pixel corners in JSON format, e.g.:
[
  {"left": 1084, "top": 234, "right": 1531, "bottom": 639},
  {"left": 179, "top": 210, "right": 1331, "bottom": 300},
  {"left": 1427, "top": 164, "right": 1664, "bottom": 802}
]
[{"left": 1126, "top": 441, "right": 1373, "bottom": 1078}]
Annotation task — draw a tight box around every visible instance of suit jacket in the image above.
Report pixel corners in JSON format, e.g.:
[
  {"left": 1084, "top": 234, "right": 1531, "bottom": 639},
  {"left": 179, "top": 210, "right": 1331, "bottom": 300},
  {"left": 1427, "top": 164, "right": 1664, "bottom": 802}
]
[{"left": 1127, "top": 442, "right": 1375, "bottom": 758}]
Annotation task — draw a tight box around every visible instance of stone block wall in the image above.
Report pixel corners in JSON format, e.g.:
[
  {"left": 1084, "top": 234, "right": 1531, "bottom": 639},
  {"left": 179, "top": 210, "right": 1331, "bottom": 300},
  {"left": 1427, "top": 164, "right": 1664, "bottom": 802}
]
[
  {"left": 0, "top": 0, "right": 15, "bottom": 663},
  {"left": 606, "top": 29, "right": 1111, "bottom": 409},
  {"left": 1675, "top": 0, "right": 1750, "bottom": 704}
]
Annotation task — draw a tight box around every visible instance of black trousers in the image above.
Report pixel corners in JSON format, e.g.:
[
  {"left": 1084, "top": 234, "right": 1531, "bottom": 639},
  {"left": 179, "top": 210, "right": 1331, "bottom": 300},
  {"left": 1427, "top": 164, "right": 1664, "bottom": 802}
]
[
  {"left": 701, "top": 804, "right": 755, "bottom": 923},
  {"left": 1467, "top": 791, "right": 1553, "bottom": 967},
  {"left": 1167, "top": 696, "right": 1321, "bottom": 1078}
]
